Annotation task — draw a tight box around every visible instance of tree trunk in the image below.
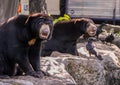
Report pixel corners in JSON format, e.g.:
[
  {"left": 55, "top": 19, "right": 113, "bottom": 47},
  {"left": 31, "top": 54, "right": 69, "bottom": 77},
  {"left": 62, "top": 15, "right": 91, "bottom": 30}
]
[{"left": 29, "top": 0, "right": 47, "bottom": 14}]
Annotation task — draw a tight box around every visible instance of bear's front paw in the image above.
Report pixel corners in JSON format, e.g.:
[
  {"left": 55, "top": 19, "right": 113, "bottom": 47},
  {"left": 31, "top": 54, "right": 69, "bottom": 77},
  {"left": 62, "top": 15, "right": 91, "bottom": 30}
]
[
  {"left": 37, "top": 70, "right": 50, "bottom": 77},
  {"left": 26, "top": 71, "right": 44, "bottom": 78}
]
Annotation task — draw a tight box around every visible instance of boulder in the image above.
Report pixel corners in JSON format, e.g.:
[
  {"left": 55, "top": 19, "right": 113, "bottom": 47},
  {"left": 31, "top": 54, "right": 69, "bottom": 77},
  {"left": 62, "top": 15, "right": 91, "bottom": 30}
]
[
  {"left": 113, "top": 37, "right": 120, "bottom": 48},
  {"left": 0, "top": 40, "right": 120, "bottom": 85},
  {"left": 0, "top": 77, "right": 66, "bottom": 85}
]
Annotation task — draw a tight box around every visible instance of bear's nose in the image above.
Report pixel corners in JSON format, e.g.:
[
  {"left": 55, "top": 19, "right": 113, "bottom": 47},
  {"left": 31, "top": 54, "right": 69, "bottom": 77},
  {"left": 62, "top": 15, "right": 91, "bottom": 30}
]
[
  {"left": 39, "top": 24, "right": 50, "bottom": 39},
  {"left": 40, "top": 24, "right": 50, "bottom": 33},
  {"left": 43, "top": 28, "right": 49, "bottom": 33},
  {"left": 93, "top": 27, "right": 97, "bottom": 31}
]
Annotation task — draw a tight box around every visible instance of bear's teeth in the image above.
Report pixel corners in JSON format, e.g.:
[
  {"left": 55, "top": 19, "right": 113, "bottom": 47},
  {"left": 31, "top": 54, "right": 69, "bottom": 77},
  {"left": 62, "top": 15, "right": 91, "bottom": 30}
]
[{"left": 40, "top": 33, "right": 48, "bottom": 39}]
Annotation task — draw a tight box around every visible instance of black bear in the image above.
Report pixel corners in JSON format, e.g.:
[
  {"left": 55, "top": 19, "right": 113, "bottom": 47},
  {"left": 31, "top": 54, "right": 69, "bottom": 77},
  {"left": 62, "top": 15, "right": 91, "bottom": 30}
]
[
  {"left": 0, "top": 13, "right": 53, "bottom": 78},
  {"left": 41, "top": 18, "right": 97, "bottom": 56}
]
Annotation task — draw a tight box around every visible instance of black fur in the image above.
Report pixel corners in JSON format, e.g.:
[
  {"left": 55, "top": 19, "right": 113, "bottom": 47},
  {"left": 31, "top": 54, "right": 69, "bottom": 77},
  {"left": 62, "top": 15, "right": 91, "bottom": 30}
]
[
  {"left": 0, "top": 13, "right": 53, "bottom": 78},
  {"left": 41, "top": 18, "right": 96, "bottom": 56}
]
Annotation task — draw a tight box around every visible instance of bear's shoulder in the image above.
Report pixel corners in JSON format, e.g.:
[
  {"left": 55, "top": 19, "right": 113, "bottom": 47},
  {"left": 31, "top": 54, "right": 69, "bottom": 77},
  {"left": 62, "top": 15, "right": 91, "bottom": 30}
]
[{"left": 14, "top": 15, "right": 28, "bottom": 28}]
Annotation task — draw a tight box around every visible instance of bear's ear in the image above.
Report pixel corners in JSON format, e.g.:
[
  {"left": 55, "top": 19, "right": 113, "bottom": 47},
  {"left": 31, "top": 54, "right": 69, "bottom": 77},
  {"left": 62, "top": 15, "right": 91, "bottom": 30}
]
[
  {"left": 75, "top": 20, "right": 89, "bottom": 28},
  {"left": 25, "top": 13, "right": 42, "bottom": 25},
  {"left": 74, "top": 19, "right": 90, "bottom": 33},
  {"left": 24, "top": 13, "right": 53, "bottom": 26}
]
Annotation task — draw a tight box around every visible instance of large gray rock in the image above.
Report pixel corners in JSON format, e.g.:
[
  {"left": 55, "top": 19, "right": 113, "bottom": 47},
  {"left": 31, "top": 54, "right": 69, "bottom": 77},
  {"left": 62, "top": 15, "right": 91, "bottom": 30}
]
[
  {"left": 0, "top": 77, "right": 66, "bottom": 85},
  {"left": 0, "top": 41, "right": 120, "bottom": 85},
  {"left": 113, "top": 37, "right": 120, "bottom": 48},
  {"left": 40, "top": 43, "right": 120, "bottom": 85},
  {"left": 40, "top": 39, "right": 120, "bottom": 85},
  {"left": 0, "top": 55, "right": 76, "bottom": 85},
  {"left": 40, "top": 57, "right": 77, "bottom": 85}
]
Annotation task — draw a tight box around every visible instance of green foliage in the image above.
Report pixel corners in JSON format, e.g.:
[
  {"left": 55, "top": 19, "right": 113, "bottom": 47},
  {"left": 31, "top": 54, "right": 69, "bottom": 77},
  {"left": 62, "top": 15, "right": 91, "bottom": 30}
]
[
  {"left": 115, "top": 31, "right": 120, "bottom": 37},
  {"left": 53, "top": 14, "right": 71, "bottom": 24}
]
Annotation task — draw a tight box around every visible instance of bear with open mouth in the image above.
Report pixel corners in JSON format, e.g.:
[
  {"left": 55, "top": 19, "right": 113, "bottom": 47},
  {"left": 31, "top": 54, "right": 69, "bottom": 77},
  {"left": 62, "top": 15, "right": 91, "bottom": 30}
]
[
  {"left": 0, "top": 13, "right": 53, "bottom": 78},
  {"left": 41, "top": 18, "right": 97, "bottom": 56}
]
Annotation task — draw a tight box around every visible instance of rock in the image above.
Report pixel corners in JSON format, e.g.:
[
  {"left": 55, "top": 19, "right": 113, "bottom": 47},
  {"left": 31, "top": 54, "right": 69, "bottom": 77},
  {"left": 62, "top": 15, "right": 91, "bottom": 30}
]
[
  {"left": 113, "top": 37, "right": 120, "bottom": 48},
  {"left": 0, "top": 40, "right": 120, "bottom": 85},
  {"left": 76, "top": 41, "right": 120, "bottom": 85},
  {"left": 0, "top": 78, "right": 33, "bottom": 85},
  {"left": 40, "top": 39, "right": 120, "bottom": 85},
  {"left": 41, "top": 57, "right": 77, "bottom": 85},
  {"left": 102, "top": 24, "right": 120, "bottom": 33},
  {"left": 0, "top": 76, "right": 65, "bottom": 85},
  {"left": 0, "top": 57, "right": 76, "bottom": 85},
  {"left": 66, "top": 57, "right": 106, "bottom": 85},
  {"left": 40, "top": 42, "right": 120, "bottom": 85}
]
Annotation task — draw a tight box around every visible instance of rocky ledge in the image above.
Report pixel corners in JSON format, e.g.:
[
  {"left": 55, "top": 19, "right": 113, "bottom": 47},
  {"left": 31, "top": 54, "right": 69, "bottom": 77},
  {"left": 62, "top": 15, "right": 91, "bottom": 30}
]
[{"left": 0, "top": 41, "right": 120, "bottom": 85}]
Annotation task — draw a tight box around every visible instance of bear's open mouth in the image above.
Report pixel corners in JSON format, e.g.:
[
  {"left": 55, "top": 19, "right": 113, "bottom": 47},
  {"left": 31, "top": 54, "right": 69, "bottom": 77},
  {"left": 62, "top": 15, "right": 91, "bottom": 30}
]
[
  {"left": 39, "top": 24, "right": 50, "bottom": 39},
  {"left": 90, "top": 31, "right": 96, "bottom": 34},
  {"left": 40, "top": 32, "right": 49, "bottom": 39},
  {"left": 88, "top": 30, "right": 96, "bottom": 36},
  {"left": 86, "top": 23, "right": 97, "bottom": 36}
]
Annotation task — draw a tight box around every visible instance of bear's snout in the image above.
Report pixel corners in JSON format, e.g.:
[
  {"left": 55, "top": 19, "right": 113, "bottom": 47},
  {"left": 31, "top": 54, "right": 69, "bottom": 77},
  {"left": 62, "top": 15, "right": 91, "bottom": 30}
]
[
  {"left": 87, "top": 23, "right": 97, "bottom": 36},
  {"left": 39, "top": 24, "right": 50, "bottom": 39}
]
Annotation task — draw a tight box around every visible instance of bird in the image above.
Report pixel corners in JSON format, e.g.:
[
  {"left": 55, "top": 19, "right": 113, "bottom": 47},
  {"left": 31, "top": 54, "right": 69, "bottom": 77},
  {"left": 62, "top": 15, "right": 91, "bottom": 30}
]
[
  {"left": 86, "top": 37, "right": 103, "bottom": 60},
  {"left": 101, "top": 33, "right": 115, "bottom": 46}
]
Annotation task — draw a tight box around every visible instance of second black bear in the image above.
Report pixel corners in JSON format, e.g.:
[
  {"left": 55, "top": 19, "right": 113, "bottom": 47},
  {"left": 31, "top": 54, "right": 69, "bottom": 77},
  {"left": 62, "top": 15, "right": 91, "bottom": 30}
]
[
  {"left": 41, "top": 18, "right": 97, "bottom": 56},
  {"left": 0, "top": 13, "right": 53, "bottom": 78}
]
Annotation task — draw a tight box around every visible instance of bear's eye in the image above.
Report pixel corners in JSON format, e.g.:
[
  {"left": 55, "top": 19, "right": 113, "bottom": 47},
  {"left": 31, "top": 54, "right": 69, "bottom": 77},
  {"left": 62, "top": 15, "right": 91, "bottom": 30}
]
[
  {"left": 45, "top": 21, "right": 52, "bottom": 24},
  {"left": 39, "top": 18, "right": 45, "bottom": 22}
]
